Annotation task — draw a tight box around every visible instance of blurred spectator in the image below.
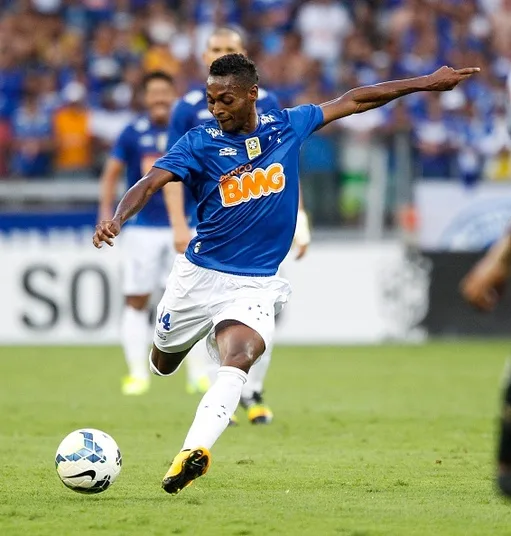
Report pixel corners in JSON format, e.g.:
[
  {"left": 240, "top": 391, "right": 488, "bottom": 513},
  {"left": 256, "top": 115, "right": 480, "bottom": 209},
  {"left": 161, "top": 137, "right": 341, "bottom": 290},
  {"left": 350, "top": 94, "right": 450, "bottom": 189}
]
[
  {"left": 190, "top": 0, "right": 243, "bottom": 58},
  {"left": 296, "top": 0, "right": 352, "bottom": 82},
  {"left": 52, "top": 81, "right": 92, "bottom": 177},
  {"left": 87, "top": 24, "right": 125, "bottom": 104},
  {"left": 478, "top": 0, "right": 501, "bottom": 14},
  {"left": 0, "top": 45, "right": 24, "bottom": 119},
  {"left": 90, "top": 86, "right": 134, "bottom": 173},
  {"left": 143, "top": 2, "right": 181, "bottom": 76},
  {"left": 0, "top": 0, "right": 509, "bottom": 192},
  {"left": 31, "top": 0, "right": 62, "bottom": 15},
  {"left": 82, "top": 0, "right": 115, "bottom": 31},
  {"left": 399, "top": 25, "right": 442, "bottom": 78},
  {"left": 481, "top": 102, "right": 511, "bottom": 181},
  {"left": 11, "top": 83, "right": 53, "bottom": 178},
  {"left": 387, "top": 0, "right": 421, "bottom": 41},
  {"left": 382, "top": 99, "right": 414, "bottom": 213},
  {"left": 449, "top": 100, "right": 487, "bottom": 186},
  {"left": 39, "top": 71, "right": 62, "bottom": 115},
  {"left": 0, "top": 117, "right": 11, "bottom": 177},
  {"left": 491, "top": 0, "right": 511, "bottom": 57},
  {"left": 258, "top": 32, "right": 315, "bottom": 107},
  {"left": 252, "top": 0, "right": 294, "bottom": 54},
  {"left": 413, "top": 93, "right": 454, "bottom": 179}
]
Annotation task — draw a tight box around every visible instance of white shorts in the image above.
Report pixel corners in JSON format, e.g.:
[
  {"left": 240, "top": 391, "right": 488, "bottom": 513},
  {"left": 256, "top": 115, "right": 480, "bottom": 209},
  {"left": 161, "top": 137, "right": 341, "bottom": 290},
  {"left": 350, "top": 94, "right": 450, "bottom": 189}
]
[
  {"left": 153, "top": 255, "right": 291, "bottom": 363},
  {"left": 121, "top": 226, "right": 176, "bottom": 296}
]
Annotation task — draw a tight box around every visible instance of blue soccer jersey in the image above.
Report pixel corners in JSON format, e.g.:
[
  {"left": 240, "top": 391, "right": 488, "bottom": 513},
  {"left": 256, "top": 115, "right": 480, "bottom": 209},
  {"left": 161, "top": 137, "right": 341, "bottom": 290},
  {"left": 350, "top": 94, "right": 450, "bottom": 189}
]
[
  {"left": 111, "top": 116, "right": 173, "bottom": 227},
  {"left": 167, "top": 88, "right": 280, "bottom": 229},
  {"left": 154, "top": 104, "right": 324, "bottom": 276}
]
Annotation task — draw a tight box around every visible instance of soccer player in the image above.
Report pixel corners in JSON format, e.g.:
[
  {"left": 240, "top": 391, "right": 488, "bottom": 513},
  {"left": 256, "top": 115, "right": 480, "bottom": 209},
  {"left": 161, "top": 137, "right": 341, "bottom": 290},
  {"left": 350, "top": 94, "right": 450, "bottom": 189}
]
[
  {"left": 461, "top": 231, "right": 511, "bottom": 496},
  {"left": 98, "top": 71, "right": 207, "bottom": 396},
  {"left": 165, "top": 26, "right": 310, "bottom": 422},
  {"left": 93, "top": 54, "right": 478, "bottom": 494}
]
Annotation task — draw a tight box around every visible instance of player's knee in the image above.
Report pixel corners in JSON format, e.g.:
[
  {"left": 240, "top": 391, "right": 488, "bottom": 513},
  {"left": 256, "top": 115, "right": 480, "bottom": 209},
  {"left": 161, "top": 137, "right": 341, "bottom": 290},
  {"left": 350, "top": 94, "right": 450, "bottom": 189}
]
[
  {"left": 216, "top": 320, "right": 266, "bottom": 372},
  {"left": 222, "top": 349, "right": 260, "bottom": 373}
]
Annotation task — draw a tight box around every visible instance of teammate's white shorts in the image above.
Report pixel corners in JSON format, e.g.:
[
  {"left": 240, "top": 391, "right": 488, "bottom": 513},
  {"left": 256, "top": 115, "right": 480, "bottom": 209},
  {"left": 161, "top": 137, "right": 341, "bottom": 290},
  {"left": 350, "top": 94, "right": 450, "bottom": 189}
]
[
  {"left": 153, "top": 255, "right": 291, "bottom": 363},
  {"left": 121, "top": 226, "right": 176, "bottom": 296}
]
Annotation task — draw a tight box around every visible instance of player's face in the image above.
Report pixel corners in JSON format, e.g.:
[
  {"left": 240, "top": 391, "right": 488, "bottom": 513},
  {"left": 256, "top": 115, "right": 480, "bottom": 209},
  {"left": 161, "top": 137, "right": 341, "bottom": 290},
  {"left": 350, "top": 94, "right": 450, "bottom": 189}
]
[
  {"left": 203, "top": 34, "right": 246, "bottom": 68},
  {"left": 206, "top": 76, "right": 258, "bottom": 133},
  {"left": 144, "top": 79, "right": 175, "bottom": 124}
]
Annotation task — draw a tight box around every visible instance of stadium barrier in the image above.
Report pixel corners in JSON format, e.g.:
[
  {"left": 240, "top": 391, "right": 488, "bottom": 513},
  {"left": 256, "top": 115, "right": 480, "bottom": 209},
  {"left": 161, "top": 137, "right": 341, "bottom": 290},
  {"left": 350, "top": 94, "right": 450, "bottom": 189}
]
[
  {"left": 0, "top": 235, "right": 428, "bottom": 345},
  {"left": 419, "top": 251, "right": 511, "bottom": 337},
  {"left": 416, "top": 181, "right": 511, "bottom": 251},
  {"left": 415, "top": 181, "right": 511, "bottom": 337}
]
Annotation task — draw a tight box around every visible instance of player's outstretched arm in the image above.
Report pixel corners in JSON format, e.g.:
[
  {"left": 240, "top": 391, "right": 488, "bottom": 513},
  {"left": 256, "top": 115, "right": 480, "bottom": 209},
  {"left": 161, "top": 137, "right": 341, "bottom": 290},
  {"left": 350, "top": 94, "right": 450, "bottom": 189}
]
[
  {"left": 461, "top": 232, "right": 511, "bottom": 312},
  {"left": 93, "top": 167, "right": 176, "bottom": 249},
  {"left": 319, "top": 66, "right": 480, "bottom": 127}
]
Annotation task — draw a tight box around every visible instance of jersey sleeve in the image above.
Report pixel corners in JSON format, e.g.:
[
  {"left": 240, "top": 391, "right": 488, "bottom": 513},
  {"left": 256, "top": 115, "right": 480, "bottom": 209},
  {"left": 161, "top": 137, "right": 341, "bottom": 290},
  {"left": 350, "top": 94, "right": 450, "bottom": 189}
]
[
  {"left": 284, "top": 104, "right": 324, "bottom": 143},
  {"left": 110, "top": 126, "right": 131, "bottom": 163},
  {"left": 167, "top": 99, "right": 195, "bottom": 150},
  {"left": 154, "top": 130, "right": 203, "bottom": 186}
]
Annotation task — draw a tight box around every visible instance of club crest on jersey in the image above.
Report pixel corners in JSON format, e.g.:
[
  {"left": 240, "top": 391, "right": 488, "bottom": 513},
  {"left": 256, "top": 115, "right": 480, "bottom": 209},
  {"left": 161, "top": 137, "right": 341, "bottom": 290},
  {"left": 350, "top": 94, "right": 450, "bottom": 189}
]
[
  {"left": 245, "top": 137, "right": 261, "bottom": 160},
  {"left": 219, "top": 163, "right": 285, "bottom": 207}
]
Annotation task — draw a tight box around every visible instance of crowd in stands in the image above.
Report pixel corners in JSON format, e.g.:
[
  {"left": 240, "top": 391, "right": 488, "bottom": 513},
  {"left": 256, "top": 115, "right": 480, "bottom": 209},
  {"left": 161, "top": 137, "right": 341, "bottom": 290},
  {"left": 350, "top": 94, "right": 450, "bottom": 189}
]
[{"left": 1, "top": 0, "right": 511, "bottom": 195}]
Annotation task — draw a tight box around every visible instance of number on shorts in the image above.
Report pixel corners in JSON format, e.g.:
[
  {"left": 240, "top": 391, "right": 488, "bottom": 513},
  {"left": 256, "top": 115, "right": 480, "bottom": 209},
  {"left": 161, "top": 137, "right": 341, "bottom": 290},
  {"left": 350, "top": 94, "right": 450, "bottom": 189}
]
[{"left": 158, "top": 310, "right": 171, "bottom": 331}]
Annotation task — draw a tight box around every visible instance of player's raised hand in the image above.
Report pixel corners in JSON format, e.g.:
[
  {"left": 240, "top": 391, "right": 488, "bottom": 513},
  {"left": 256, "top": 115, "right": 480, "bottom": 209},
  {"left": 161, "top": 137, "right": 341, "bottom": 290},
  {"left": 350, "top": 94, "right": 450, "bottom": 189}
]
[
  {"left": 427, "top": 66, "right": 480, "bottom": 92},
  {"left": 460, "top": 255, "right": 509, "bottom": 312},
  {"left": 93, "top": 219, "right": 121, "bottom": 249}
]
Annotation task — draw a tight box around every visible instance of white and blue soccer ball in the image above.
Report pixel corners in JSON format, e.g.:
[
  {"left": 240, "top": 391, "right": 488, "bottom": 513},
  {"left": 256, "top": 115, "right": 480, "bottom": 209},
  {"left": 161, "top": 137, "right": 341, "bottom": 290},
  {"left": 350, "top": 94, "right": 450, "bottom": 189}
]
[{"left": 55, "top": 428, "right": 122, "bottom": 494}]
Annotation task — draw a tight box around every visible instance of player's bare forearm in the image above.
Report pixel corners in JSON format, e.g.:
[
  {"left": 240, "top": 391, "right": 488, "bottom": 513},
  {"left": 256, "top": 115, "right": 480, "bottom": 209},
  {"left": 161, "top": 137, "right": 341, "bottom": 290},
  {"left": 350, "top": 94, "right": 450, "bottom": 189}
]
[
  {"left": 320, "top": 66, "right": 480, "bottom": 126},
  {"left": 98, "top": 157, "right": 123, "bottom": 221},
  {"left": 460, "top": 230, "right": 511, "bottom": 311},
  {"left": 93, "top": 167, "right": 175, "bottom": 249},
  {"left": 487, "top": 233, "right": 511, "bottom": 268},
  {"left": 113, "top": 167, "right": 175, "bottom": 226}
]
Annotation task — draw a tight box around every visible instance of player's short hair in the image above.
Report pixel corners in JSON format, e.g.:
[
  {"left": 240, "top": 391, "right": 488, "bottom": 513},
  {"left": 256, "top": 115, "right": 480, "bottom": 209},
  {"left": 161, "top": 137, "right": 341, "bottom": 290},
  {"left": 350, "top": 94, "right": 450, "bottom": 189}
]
[
  {"left": 207, "top": 26, "right": 247, "bottom": 50},
  {"left": 142, "top": 71, "right": 174, "bottom": 90},
  {"left": 209, "top": 53, "right": 259, "bottom": 89}
]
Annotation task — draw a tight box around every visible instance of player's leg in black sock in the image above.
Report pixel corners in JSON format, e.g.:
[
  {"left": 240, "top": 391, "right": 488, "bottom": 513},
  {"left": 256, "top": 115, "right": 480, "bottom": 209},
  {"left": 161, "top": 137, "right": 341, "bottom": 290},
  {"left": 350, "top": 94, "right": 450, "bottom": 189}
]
[
  {"left": 497, "top": 361, "right": 511, "bottom": 496},
  {"left": 150, "top": 344, "right": 189, "bottom": 376}
]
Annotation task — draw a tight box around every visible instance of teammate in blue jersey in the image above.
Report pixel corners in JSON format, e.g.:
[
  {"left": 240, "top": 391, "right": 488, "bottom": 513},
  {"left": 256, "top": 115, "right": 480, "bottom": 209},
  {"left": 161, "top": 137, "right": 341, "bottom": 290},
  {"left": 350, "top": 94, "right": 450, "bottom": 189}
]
[
  {"left": 165, "top": 26, "right": 310, "bottom": 422},
  {"left": 98, "top": 71, "right": 208, "bottom": 396},
  {"left": 94, "top": 54, "right": 478, "bottom": 494}
]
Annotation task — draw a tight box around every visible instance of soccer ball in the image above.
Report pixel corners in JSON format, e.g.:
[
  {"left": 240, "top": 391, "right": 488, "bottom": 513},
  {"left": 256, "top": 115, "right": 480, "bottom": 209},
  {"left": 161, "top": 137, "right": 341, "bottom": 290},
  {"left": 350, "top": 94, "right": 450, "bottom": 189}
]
[{"left": 55, "top": 428, "right": 122, "bottom": 494}]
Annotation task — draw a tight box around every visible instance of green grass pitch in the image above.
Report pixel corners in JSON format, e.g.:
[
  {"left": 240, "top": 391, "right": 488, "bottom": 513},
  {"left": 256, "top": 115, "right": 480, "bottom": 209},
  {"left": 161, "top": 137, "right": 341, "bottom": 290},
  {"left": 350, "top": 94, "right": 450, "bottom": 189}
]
[{"left": 2, "top": 342, "right": 511, "bottom": 535}]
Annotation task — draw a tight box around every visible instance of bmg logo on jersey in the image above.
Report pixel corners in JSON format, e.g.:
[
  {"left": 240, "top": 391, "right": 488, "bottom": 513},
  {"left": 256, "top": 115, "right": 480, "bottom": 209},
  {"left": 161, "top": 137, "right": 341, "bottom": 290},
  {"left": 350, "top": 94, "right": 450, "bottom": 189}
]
[{"left": 219, "top": 163, "right": 285, "bottom": 207}]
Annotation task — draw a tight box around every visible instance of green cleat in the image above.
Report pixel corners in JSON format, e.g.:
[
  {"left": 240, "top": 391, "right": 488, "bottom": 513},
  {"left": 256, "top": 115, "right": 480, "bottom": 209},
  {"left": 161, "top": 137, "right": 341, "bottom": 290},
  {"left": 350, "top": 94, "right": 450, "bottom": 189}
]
[{"left": 122, "top": 376, "right": 150, "bottom": 396}]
